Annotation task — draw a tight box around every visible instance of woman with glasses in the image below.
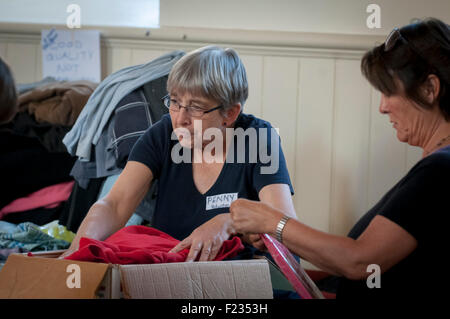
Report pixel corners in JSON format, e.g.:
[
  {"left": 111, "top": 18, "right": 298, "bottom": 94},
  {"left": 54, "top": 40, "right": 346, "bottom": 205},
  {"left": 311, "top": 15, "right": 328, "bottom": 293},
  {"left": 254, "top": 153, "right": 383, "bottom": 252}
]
[
  {"left": 62, "top": 46, "right": 296, "bottom": 262},
  {"left": 231, "top": 18, "right": 450, "bottom": 299}
]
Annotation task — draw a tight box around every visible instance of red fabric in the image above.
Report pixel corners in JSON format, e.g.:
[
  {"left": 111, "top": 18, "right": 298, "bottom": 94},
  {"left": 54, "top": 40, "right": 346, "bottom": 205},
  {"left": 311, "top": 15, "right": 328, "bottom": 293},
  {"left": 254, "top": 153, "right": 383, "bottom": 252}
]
[
  {"left": 0, "top": 181, "right": 74, "bottom": 218},
  {"left": 64, "top": 225, "right": 244, "bottom": 264},
  {"left": 305, "top": 269, "right": 332, "bottom": 282}
]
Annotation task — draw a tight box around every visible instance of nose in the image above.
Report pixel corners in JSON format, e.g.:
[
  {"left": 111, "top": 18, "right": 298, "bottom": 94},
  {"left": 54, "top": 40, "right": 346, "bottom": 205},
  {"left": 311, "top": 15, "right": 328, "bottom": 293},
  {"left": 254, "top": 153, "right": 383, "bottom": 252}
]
[
  {"left": 379, "top": 94, "right": 389, "bottom": 114},
  {"left": 175, "top": 106, "right": 192, "bottom": 127}
]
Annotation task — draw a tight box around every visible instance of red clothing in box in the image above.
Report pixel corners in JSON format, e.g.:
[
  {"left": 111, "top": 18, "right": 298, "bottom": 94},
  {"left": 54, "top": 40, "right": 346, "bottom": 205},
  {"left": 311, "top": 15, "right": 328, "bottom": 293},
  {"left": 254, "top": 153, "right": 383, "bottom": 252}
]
[{"left": 64, "top": 225, "right": 244, "bottom": 264}]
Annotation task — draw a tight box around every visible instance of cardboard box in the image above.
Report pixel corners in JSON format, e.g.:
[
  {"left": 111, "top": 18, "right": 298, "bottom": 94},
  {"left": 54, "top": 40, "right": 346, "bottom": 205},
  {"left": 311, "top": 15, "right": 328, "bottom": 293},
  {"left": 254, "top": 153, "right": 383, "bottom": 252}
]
[{"left": 0, "top": 250, "right": 273, "bottom": 299}]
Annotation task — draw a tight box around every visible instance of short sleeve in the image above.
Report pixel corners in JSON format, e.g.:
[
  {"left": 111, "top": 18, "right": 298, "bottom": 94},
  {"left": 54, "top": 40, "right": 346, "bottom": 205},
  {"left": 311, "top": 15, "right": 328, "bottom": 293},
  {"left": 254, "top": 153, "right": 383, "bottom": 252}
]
[
  {"left": 377, "top": 157, "right": 449, "bottom": 242},
  {"left": 252, "top": 126, "right": 294, "bottom": 196},
  {"left": 128, "top": 114, "right": 171, "bottom": 179}
]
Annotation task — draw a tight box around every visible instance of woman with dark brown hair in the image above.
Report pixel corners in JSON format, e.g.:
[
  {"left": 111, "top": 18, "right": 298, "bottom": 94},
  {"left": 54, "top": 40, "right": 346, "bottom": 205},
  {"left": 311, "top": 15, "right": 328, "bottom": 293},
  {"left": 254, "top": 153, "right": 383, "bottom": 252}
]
[
  {"left": 0, "top": 57, "right": 18, "bottom": 124},
  {"left": 230, "top": 18, "right": 450, "bottom": 299}
]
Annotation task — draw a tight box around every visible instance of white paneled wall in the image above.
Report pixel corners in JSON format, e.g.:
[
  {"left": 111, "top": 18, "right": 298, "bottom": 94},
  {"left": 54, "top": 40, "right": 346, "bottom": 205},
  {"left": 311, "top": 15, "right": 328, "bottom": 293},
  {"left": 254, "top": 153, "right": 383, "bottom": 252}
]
[
  {"left": 0, "top": 33, "right": 422, "bottom": 269},
  {"left": 261, "top": 56, "right": 299, "bottom": 183},
  {"left": 330, "top": 59, "right": 372, "bottom": 235},
  {"left": 295, "top": 58, "right": 335, "bottom": 233}
]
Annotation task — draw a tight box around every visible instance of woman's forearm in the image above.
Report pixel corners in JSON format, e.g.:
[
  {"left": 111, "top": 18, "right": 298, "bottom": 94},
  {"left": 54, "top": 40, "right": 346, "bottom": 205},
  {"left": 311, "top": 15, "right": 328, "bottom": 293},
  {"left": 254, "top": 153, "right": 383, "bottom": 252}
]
[
  {"left": 68, "top": 198, "right": 126, "bottom": 251},
  {"left": 268, "top": 216, "right": 367, "bottom": 279}
]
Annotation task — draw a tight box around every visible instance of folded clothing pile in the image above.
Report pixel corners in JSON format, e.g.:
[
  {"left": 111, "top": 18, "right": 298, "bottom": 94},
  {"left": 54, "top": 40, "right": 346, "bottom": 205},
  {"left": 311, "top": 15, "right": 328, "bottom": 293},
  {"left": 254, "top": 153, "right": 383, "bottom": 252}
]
[
  {"left": 18, "top": 80, "right": 98, "bottom": 126},
  {"left": 58, "top": 51, "right": 185, "bottom": 233},
  {"left": 1, "top": 78, "right": 96, "bottom": 225},
  {"left": 0, "top": 220, "right": 73, "bottom": 255}
]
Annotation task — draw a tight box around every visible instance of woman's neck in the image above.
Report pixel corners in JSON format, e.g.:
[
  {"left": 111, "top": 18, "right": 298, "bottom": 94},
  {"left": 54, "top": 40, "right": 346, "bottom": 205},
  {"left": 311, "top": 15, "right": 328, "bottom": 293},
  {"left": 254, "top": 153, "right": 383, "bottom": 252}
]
[{"left": 422, "top": 119, "right": 450, "bottom": 157}]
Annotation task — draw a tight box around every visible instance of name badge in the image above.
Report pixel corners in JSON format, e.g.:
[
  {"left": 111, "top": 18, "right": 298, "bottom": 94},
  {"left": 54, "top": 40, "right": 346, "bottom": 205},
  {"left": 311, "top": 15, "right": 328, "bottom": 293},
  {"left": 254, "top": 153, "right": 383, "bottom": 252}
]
[{"left": 205, "top": 193, "right": 238, "bottom": 211}]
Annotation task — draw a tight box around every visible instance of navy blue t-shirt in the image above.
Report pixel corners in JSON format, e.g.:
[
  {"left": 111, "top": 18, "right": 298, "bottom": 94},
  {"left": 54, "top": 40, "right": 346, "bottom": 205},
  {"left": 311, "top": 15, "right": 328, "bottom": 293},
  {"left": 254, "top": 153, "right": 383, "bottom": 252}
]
[{"left": 128, "top": 113, "right": 294, "bottom": 240}]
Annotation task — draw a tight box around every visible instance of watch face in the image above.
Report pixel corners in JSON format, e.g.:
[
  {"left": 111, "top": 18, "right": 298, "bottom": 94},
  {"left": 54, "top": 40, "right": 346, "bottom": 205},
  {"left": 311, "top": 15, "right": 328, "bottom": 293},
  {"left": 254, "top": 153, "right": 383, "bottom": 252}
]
[{"left": 261, "top": 234, "right": 324, "bottom": 299}]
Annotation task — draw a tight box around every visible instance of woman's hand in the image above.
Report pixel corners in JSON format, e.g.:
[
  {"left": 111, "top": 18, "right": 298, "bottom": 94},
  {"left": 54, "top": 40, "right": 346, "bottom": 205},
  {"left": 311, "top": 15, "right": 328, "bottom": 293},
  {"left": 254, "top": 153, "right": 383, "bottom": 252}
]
[
  {"left": 169, "top": 213, "right": 236, "bottom": 262},
  {"left": 242, "top": 233, "right": 268, "bottom": 251},
  {"left": 229, "top": 198, "right": 283, "bottom": 236},
  {"left": 58, "top": 240, "right": 79, "bottom": 259}
]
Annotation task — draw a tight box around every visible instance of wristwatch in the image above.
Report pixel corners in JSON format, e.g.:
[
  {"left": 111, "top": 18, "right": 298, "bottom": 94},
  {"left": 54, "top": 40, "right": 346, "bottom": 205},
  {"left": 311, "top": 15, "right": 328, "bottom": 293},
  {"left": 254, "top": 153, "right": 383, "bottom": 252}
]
[{"left": 275, "top": 215, "right": 290, "bottom": 243}]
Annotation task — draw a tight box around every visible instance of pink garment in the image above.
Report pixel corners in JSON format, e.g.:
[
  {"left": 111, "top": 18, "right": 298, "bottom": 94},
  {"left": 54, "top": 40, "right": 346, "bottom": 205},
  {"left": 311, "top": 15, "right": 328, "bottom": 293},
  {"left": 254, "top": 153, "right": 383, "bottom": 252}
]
[
  {"left": 0, "top": 181, "right": 74, "bottom": 219},
  {"left": 261, "top": 234, "right": 324, "bottom": 299}
]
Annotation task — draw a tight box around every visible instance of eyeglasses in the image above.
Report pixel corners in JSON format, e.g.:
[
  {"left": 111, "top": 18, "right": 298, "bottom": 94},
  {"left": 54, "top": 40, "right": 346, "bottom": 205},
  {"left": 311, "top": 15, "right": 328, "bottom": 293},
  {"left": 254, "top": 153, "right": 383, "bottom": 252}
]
[
  {"left": 383, "top": 27, "right": 437, "bottom": 74},
  {"left": 384, "top": 28, "right": 405, "bottom": 52},
  {"left": 384, "top": 28, "right": 427, "bottom": 60},
  {"left": 162, "top": 94, "right": 223, "bottom": 118}
]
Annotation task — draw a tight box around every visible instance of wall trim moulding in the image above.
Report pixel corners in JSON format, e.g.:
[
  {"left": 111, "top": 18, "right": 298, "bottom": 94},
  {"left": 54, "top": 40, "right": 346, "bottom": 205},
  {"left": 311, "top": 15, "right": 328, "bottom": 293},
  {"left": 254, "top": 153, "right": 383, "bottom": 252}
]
[{"left": 0, "top": 22, "right": 385, "bottom": 60}]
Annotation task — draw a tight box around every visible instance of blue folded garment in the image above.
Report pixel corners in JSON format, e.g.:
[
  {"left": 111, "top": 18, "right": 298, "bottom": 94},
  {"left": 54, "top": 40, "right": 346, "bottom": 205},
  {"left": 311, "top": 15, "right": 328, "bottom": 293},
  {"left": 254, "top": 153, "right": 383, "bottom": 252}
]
[
  {"left": 63, "top": 50, "right": 185, "bottom": 162},
  {"left": 0, "top": 221, "right": 70, "bottom": 252}
]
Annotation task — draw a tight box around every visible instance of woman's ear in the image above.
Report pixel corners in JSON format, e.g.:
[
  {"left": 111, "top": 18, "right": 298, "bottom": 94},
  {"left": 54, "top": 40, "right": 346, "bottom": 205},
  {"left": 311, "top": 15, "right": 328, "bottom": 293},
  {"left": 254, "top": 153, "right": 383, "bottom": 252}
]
[
  {"left": 422, "top": 74, "right": 440, "bottom": 105},
  {"left": 224, "top": 103, "right": 242, "bottom": 126}
]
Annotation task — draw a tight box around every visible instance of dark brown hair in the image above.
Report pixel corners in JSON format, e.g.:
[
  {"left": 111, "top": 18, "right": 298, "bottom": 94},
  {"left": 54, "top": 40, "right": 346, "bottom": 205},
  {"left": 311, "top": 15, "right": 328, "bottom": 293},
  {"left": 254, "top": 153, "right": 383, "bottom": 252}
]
[
  {"left": 361, "top": 18, "right": 450, "bottom": 120},
  {"left": 0, "top": 57, "right": 18, "bottom": 124}
]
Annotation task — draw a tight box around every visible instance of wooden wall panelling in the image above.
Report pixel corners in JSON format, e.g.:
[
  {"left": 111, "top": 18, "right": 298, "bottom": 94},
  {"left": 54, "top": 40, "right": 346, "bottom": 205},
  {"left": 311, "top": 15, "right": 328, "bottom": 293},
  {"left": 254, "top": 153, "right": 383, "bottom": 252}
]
[
  {"left": 239, "top": 54, "right": 263, "bottom": 118},
  {"left": 367, "top": 88, "right": 407, "bottom": 209},
  {"left": 5, "top": 42, "right": 37, "bottom": 83},
  {"left": 294, "top": 57, "right": 335, "bottom": 232},
  {"left": 261, "top": 56, "right": 299, "bottom": 184},
  {"left": 329, "top": 58, "right": 372, "bottom": 236}
]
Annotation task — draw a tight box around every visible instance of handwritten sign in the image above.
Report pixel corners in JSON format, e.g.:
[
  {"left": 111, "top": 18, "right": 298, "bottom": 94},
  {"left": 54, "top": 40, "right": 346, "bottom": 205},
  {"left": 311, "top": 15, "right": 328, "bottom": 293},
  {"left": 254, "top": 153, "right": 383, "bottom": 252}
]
[{"left": 41, "top": 29, "right": 101, "bottom": 83}]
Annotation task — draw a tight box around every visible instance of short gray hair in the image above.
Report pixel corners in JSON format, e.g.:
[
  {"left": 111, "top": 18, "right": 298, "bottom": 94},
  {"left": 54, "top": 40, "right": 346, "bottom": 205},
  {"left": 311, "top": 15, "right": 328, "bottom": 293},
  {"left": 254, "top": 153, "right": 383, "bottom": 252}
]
[{"left": 167, "top": 46, "right": 248, "bottom": 113}]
